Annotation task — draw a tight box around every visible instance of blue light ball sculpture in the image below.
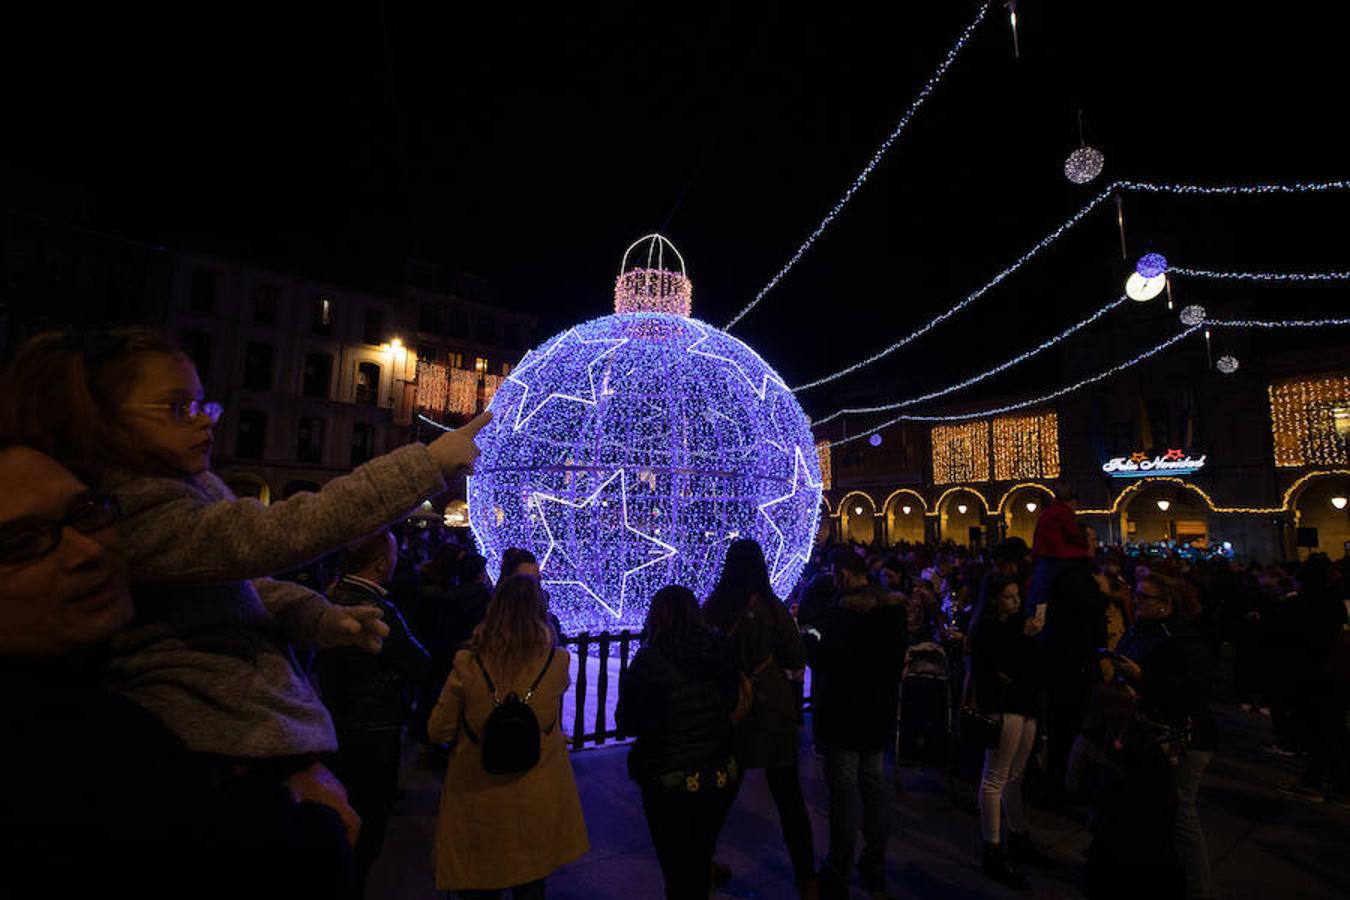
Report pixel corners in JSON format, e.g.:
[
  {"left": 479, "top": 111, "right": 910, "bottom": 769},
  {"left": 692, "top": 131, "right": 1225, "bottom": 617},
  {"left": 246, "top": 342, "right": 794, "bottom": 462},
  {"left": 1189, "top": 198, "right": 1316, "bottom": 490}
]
[
  {"left": 1136, "top": 252, "right": 1168, "bottom": 279},
  {"left": 467, "top": 237, "right": 823, "bottom": 635}
]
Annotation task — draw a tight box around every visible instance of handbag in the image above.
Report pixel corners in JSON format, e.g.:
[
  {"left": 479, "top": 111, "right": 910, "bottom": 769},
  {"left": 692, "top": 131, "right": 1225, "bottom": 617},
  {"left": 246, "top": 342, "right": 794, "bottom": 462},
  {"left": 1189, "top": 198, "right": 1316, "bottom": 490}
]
[
  {"left": 959, "top": 665, "right": 1003, "bottom": 748},
  {"left": 727, "top": 604, "right": 774, "bottom": 725}
]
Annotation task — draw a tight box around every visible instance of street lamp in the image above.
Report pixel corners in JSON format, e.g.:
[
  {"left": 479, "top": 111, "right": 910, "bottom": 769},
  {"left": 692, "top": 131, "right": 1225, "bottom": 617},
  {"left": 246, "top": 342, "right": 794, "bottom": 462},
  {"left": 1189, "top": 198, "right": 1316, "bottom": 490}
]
[
  {"left": 901, "top": 505, "right": 912, "bottom": 516},
  {"left": 1333, "top": 495, "right": 1349, "bottom": 510},
  {"left": 1025, "top": 501, "right": 1038, "bottom": 513},
  {"left": 957, "top": 504, "right": 969, "bottom": 515},
  {"left": 854, "top": 506, "right": 864, "bottom": 516},
  {"left": 1156, "top": 499, "right": 1172, "bottom": 512}
]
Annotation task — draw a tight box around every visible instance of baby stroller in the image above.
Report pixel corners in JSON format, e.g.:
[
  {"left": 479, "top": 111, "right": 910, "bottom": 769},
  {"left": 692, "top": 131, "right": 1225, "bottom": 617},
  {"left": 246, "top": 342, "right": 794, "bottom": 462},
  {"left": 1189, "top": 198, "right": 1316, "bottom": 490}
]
[{"left": 895, "top": 641, "right": 953, "bottom": 764}]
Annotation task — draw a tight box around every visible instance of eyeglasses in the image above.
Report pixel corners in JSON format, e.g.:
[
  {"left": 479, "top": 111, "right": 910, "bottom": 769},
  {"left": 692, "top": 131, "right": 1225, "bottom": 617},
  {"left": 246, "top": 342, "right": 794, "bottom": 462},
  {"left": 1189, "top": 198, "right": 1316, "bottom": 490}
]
[
  {"left": 0, "top": 493, "right": 121, "bottom": 567},
  {"left": 125, "top": 400, "right": 224, "bottom": 424}
]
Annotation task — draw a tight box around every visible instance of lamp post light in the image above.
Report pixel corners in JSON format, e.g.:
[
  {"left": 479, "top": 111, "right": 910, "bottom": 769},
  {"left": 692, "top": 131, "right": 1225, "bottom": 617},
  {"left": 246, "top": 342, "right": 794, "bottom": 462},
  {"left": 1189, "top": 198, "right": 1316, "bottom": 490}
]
[
  {"left": 1156, "top": 498, "right": 1172, "bottom": 512},
  {"left": 957, "top": 504, "right": 969, "bottom": 515},
  {"left": 1332, "top": 495, "right": 1349, "bottom": 511},
  {"left": 1025, "top": 501, "right": 1038, "bottom": 513},
  {"left": 901, "top": 505, "right": 913, "bottom": 516}
]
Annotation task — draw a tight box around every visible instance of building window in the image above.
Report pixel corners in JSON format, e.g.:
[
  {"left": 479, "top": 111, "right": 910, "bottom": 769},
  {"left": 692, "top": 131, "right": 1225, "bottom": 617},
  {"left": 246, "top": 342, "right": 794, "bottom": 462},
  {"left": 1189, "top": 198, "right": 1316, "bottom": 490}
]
[
  {"left": 1270, "top": 372, "right": 1350, "bottom": 466},
  {"left": 302, "top": 353, "right": 333, "bottom": 398},
  {"left": 474, "top": 356, "right": 489, "bottom": 375},
  {"left": 1112, "top": 422, "right": 1132, "bottom": 454},
  {"left": 992, "top": 412, "right": 1060, "bottom": 481},
  {"left": 417, "top": 345, "right": 437, "bottom": 363},
  {"left": 447, "top": 309, "right": 468, "bottom": 338},
  {"left": 180, "top": 331, "right": 212, "bottom": 383},
  {"left": 501, "top": 361, "right": 513, "bottom": 376},
  {"left": 312, "top": 297, "right": 334, "bottom": 335},
  {"left": 351, "top": 423, "right": 375, "bottom": 466},
  {"left": 363, "top": 308, "right": 385, "bottom": 346},
  {"left": 356, "top": 362, "right": 380, "bottom": 405},
  {"left": 297, "top": 417, "right": 325, "bottom": 464},
  {"left": 236, "top": 410, "right": 267, "bottom": 459},
  {"left": 447, "top": 351, "right": 464, "bottom": 369},
  {"left": 242, "top": 342, "right": 275, "bottom": 391},
  {"left": 419, "top": 303, "right": 442, "bottom": 334},
  {"left": 477, "top": 315, "right": 496, "bottom": 344},
  {"left": 252, "top": 283, "right": 278, "bottom": 324},
  {"left": 503, "top": 322, "right": 521, "bottom": 350},
  {"left": 189, "top": 268, "right": 216, "bottom": 312}
]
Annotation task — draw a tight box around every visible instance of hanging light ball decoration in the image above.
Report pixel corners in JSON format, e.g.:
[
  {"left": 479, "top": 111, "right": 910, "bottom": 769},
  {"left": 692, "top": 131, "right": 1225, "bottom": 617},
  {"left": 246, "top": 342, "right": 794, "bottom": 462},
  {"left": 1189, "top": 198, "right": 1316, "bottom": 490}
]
[
  {"left": 869, "top": 433, "right": 883, "bottom": 447},
  {"left": 1179, "top": 305, "right": 1207, "bottom": 326},
  {"left": 1063, "top": 145, "right": 1105, "bottom": 184},
  {"left": 1217, "top": 355, "right": 1240, "bottom": 374},
  {"left": 1126, "top": 271, "right": 1168, "bottom": 302},
  {"left": 1136, "top": 252, "right": 1169, "bottom": 279},
  {"left": 467, "top": 235, "right": 823, "bottom": 634}
]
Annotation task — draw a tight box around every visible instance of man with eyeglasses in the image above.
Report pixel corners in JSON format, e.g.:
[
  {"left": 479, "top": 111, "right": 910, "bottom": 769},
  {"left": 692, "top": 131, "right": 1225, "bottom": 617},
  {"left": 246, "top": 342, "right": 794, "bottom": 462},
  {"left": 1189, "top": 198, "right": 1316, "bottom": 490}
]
[
  {"left": 0, "top": 444, "right": 356, "bottom": 898},
  {"left": 1114, "top": 574, "right": 1217, "bottom": 900}
]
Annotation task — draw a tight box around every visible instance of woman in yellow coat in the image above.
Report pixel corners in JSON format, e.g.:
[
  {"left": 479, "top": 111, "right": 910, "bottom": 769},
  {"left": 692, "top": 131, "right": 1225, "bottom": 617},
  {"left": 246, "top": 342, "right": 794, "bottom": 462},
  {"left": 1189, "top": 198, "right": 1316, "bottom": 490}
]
[{"left": 429, "top": 575, "right": 590, "bottom": 898}]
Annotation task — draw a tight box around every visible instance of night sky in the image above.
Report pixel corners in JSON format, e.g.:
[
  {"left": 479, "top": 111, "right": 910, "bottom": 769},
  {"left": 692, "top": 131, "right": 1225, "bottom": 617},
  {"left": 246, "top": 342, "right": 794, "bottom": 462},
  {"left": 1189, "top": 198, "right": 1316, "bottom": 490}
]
[{"left": 4, "top": 2, "right": 1347, "bottom": 418}]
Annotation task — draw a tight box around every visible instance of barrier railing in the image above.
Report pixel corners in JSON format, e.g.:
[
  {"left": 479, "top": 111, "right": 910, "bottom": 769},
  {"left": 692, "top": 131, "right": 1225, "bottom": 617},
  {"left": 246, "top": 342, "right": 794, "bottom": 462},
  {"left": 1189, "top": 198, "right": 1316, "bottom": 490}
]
[{"left": 559, "top": 629, "right": 812, "bottom": 751}]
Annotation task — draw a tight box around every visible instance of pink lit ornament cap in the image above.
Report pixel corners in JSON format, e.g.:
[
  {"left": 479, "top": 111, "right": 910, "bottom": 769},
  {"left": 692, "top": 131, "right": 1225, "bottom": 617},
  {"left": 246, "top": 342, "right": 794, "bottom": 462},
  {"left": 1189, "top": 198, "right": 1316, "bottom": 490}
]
[{"left": 615, "top": 234, "right": 693, "bottom": 316}]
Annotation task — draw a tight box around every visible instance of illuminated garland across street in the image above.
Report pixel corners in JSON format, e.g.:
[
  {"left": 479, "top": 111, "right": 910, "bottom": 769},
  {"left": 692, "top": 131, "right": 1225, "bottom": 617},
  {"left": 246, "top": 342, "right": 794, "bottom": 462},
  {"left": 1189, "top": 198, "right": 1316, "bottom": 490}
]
[
  {"left": 1207, "top": 317, "right": 1350, "bottom": 328},
  {"left": 828, "top": 327, "right": 1202, "bottom": 447},
  {"left": 791, "top": 179, "right": 1350, "bottom": 392},
  {"left": 811, "top": 295, "right": 1128, "bottom": 426},
  {"left": 724, "top": 0, "right": 995, "bottom": 330},
  {"left": 1171, "top": 268, "right": 1350, "bottom": 282}
]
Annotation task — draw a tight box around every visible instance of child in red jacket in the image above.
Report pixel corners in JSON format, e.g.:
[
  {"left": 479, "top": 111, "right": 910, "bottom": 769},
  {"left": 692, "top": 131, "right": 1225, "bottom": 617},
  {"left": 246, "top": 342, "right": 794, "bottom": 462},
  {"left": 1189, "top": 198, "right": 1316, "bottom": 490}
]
[{"left": 1026, "top": 484, "right": 1091, "bottom": 613}]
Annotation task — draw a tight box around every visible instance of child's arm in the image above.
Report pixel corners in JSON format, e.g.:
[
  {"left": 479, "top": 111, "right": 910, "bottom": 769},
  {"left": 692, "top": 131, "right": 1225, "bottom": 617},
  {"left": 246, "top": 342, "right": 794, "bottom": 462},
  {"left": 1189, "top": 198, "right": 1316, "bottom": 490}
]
[
  {"left": 254, "top": 577, "right": 392, "bottom": 652},
  {"left": 117, "top": 443, "right": 445, "bottom": 586}
]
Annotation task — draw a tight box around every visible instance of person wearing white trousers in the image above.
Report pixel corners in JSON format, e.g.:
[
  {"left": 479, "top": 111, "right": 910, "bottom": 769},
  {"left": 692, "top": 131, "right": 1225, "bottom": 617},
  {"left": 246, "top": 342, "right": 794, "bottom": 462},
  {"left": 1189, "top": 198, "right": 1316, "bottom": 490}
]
[{"left": 969, "top": 575, "right": 1055, "bottom": 891}]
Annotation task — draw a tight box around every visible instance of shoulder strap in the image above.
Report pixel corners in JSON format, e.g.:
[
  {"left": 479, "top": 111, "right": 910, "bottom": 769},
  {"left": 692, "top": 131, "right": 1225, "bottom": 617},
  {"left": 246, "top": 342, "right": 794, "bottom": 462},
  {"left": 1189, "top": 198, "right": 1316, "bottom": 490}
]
[
  {"left": 523, "top": 647, "right": 556, "bottom": 702},
  {"left": 474, "top": 655, "right": 499, "bottom": 703}
]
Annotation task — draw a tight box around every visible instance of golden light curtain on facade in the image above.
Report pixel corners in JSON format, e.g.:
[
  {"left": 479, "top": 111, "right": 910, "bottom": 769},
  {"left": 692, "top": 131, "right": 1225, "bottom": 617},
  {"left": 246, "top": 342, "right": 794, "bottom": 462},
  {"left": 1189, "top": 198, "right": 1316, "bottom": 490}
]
[
  {"left": 816, "top": 440, "right": 833, "bottom": 491},
  {"left": 1269, "top": 373, "right": 1350, "bottom": 467},
  {"left": 931, "top": 422, "right": 990, "bottom": 484},
  {"left": 992, "top": 412, "right": 1061, "bottom": 481}
]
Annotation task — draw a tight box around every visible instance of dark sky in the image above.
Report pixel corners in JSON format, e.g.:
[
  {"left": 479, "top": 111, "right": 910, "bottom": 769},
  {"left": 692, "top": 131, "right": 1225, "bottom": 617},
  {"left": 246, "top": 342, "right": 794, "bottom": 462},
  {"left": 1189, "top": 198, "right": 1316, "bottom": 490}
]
[{"left": 5, "top": 2, "right": 1348, "bottom": 417}]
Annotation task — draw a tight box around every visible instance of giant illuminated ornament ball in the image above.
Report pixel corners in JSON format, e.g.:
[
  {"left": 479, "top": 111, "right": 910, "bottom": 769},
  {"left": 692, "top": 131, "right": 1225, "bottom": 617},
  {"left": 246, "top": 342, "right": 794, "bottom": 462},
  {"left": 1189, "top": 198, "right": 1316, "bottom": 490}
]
[{"left": 467, "top": 235, "right": 824, "bottom": 634}]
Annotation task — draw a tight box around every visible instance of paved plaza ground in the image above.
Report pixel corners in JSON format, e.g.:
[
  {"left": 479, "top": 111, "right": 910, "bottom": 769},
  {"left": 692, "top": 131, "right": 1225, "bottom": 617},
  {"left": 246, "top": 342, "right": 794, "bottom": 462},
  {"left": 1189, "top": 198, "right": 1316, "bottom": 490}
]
[{"left": 369, "top": 700, "right": 1350, "bottom": 900}]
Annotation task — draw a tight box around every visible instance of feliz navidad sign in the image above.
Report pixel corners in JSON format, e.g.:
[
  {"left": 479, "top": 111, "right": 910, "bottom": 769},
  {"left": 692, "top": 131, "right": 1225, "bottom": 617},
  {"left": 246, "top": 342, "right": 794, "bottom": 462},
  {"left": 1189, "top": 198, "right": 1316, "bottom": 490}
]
[{"left": 1101, "top": 448, "right": 1208, "bottom": 478}]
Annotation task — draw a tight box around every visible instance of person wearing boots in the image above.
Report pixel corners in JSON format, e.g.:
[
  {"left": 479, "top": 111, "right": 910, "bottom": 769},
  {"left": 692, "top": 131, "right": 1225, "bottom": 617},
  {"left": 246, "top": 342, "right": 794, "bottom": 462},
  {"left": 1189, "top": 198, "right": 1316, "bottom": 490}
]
[{"left": 969, "top": 574, "right": 1054, "bottom": 890}]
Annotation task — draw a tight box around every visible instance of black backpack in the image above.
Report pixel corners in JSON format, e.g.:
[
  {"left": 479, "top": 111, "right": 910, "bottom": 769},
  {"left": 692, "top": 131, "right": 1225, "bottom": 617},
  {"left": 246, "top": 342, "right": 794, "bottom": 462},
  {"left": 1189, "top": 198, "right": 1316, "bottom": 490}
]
[{"left": 461, "top": 648, "right": 557, "bottom": 774}]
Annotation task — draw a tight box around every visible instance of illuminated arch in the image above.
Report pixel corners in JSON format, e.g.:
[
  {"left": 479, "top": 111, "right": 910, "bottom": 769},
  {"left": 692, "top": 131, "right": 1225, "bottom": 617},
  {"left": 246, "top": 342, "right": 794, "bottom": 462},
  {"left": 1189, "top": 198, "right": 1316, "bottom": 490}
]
[
  {"left": 838, "top": 491, "right": 879, "bottom": 516},
  {"left": 994, "top": 482, "right": 1055, "bottom": 515},
  {"left": 931, "top": 485, "right": 990, "bottom": 517},
  {"left": 224, "top": 473, "right": 271, "bottom": 505},
  {"left": 1109, "top": 477, "right": 1216, "bottom": 514},
  {"left": 881, "top": 488, "right": 928, "bottom": 515},
  {"left": 1281, "top": 469, "right": 1350, "bottom": 511}
]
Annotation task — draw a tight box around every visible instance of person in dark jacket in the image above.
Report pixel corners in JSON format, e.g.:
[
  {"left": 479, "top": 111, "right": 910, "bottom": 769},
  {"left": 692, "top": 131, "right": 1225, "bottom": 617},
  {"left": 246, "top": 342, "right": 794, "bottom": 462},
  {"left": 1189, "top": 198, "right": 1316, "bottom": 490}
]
[
  {"left": 1114, "top": 574, "right": 1217, "bottom": 900},
  {"left": 0, "top": 444, "right": 356, "bottom": 899},
  {"left": 805, "top": 551, "right": 907, "bottom": 900},
  {"left": 616, "top": 585, "right": 740, "bottom": 900},
  {"left": 704, "top": 539, "right": 817, "bottom": 899},
  {"left": 411, "top": 551, "right": 491, "bottom": 751},
  {"left": 315, "top": 530, "right": 431, "bottom": 891},
  {"left": 1040, "top": 557, "right": 1111, "bottom": 792},
  {"left": 969, "top": 573, "right": 1051, "bottom": 890}
]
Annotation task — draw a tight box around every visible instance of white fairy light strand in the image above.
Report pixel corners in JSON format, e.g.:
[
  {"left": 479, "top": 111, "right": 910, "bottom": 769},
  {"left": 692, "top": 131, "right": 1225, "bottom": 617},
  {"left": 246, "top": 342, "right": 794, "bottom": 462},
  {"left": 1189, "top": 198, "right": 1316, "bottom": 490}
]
[
  {"left": 724, "top": 0, "right": 995, "bottom": 331},
  {"left": 1170, "top": 267, "right": 1350, "bottom": 282},
  {"left": 790, "top": 179, "right": 1350, "bottom": 392},
  {"left": 811, "top": 294, "right": 1128, "bottom": 426},
  {"left": 1207, "top": 317, "right": 1350, "bottom": 328},
  {"left": 828, "top": 326, "right": 1202, "bottom": 447}
]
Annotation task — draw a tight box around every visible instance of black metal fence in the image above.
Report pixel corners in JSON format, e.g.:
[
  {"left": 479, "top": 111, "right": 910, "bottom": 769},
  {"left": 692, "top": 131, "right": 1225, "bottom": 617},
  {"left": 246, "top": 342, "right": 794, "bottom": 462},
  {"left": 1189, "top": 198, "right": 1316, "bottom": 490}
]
[{"left": 559, "top": 629, "right": 813, "bottom": 751}]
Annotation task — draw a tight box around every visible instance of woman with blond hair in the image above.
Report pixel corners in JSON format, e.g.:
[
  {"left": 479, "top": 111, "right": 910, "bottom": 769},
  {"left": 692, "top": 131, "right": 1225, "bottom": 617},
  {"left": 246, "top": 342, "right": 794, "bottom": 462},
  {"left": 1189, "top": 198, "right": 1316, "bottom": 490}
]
[{"left": 429, "top": 575, "right": 589, "bottom": 898}]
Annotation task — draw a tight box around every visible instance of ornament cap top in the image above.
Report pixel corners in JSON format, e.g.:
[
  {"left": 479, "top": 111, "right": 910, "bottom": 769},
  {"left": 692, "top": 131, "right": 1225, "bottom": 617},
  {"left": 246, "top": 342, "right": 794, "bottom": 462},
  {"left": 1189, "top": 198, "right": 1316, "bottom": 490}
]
[{"left": 615, "top": 234, "right": 693, "bottom": 316}]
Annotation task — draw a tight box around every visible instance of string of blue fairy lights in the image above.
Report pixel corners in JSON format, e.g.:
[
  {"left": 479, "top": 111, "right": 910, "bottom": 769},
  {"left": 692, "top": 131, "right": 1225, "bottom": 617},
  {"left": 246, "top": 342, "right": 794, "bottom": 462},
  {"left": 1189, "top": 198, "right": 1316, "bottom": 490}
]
[
  {"left": 723, "top": 0, "right": 996, "bottom": 331},
  {"left": 810, "top": 294, "right": 1129, "bottom": 426},
  {"left": 827, "top": 326, "right": 1202, "bottom": 447},
  {"left": 789, "top": 179, "right": 1350, "bottom": 392}
]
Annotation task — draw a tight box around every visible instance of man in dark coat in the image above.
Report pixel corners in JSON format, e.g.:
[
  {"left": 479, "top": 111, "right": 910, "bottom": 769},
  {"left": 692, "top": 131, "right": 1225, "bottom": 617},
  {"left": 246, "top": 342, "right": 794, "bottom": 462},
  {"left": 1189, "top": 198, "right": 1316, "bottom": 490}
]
[
  {"left": 806, "top": 551, "right": 907, "bottom": 900},
  {"left": 315, "top": 530, "right": 430, "bottom": 891},
  {"left": 0, "top": 445, "right": 355, "bottom": 899}
]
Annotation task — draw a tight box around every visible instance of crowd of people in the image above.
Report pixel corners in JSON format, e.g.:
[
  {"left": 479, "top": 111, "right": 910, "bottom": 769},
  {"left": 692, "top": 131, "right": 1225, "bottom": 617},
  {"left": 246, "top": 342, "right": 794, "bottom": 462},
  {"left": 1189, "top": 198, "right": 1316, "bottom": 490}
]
[{"left": 2, "top": 328, "right": 1347, "bottom": 899}]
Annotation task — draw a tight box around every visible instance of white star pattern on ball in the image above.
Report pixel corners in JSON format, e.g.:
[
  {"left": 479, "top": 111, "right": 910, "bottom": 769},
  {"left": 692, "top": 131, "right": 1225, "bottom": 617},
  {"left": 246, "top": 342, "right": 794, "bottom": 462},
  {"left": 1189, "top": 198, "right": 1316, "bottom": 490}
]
[{"left": 505, "top": 328, "right": 627, "bottom": 430}]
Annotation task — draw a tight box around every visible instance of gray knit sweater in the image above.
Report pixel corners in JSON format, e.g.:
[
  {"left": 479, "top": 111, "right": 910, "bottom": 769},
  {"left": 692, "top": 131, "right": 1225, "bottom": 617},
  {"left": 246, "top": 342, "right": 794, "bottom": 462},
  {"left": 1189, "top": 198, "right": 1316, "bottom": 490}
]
[{"left": 105, "top": 443, "right": 446, "bottom": 758}]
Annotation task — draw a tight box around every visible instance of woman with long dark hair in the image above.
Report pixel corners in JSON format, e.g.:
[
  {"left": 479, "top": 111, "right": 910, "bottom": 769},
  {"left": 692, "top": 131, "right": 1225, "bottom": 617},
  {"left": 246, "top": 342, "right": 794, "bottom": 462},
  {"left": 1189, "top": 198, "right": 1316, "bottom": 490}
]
[
  {"left": 968, "top": 573, "right": 1049, "bottom": 890},
  {"left": 616, "top": 586, "right": 740, "bottom": 899},
  {"left": 703, "top": 539, "right": 817, "bottom": 898}
]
